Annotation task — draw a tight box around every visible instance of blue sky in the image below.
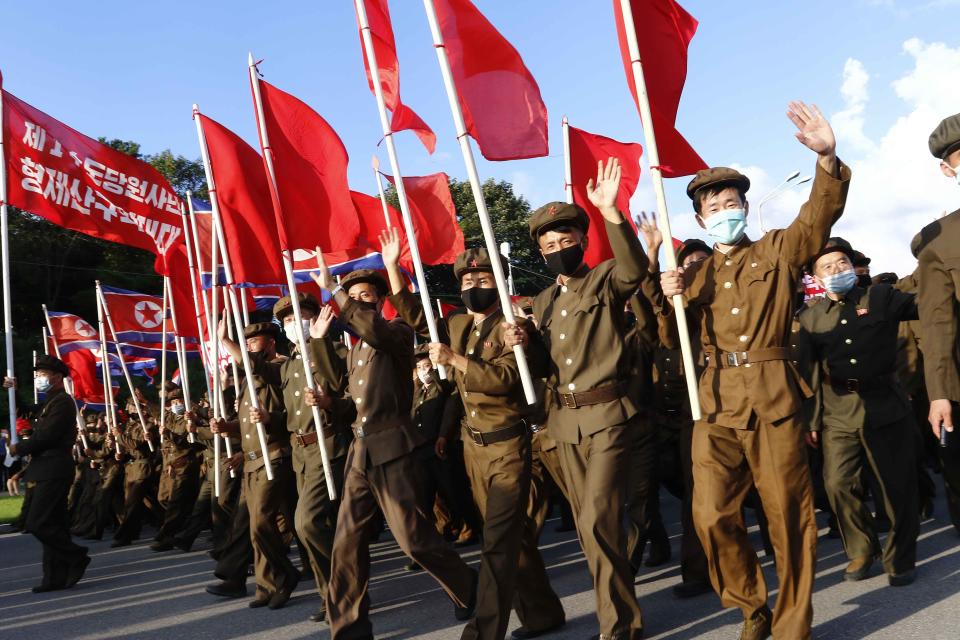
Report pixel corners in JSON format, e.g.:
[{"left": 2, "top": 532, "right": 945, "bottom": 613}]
[{"left": 2, "top": 0, "right": 957, "bottom": 274}]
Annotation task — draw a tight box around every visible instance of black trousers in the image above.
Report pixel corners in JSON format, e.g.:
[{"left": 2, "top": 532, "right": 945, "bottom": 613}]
[{"left": 26, "top": 477, "right": 88, "bottom": 588}]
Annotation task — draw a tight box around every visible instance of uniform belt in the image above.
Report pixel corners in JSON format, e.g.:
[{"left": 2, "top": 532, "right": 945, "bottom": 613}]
[
  {"left": 465, "top": 421, "right": 528, "bottom": 447},
  {"left": 824, "top": 372, "right": 897, "bottom": 394},
  {"left": 293, "top": 431, "right": 319, "bottom": 447},
  {"left": 557, "top": 382, "right": 624, "bottom": 409},
  {"left": 704, "top": 347, "right": 790, "bottom": 368},
  {"left": 245, "top": 441, "right": 288, "bottom": 461},
  {"left": 529, "top": 423, "right": 546, "bottom": 434}
]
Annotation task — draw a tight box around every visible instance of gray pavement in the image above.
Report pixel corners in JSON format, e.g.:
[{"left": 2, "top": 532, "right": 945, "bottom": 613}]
[{"left": 2, "top": 491, "right": 959, "bottom": 640}]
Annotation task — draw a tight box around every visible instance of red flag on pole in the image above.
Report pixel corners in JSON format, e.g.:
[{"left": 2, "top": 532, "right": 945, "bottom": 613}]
[
  {"left": 255, "top": 79, "right": 361, "bottom": 253},
  {"left": 197, "top": 113, "right": 284, "bottom": 286},
  {"left": 159, "top": 245, "right": 202, "bottom": 340},
  {"left": 383, "top": 172, "right": 464, "bottom": 266},
  {"left": 46, "top": 311, "right": 101, "bottom": 354},
  {"left": 568, "top": 124, "right": 644, "bottom": 267},
  {"left": 62, "top": 349, "right": 103, "bottom": 406},
  {"left": 432, "top": 0, "right": 548, "bottom": 161},
  {"left": 356, "top": 0, "right": 437, "bottom": 153},
  {"left": 1, "top": 89, "right": 184, "bottom": 256},
  {"left": 613, "top": 0, "right": 707, "bottom": 178}
]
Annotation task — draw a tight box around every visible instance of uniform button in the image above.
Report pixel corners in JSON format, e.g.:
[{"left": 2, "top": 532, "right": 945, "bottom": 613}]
[
  {"left": 841, "top": 319, "right": 848, "bottom": 325},
  {"left": 295, "top": 410, "right": 301, "bottom": 416},
  {"left": 294, "top": 391, "right": 300, "bottom": 397},
  {"left": 417, "top": 423, "right": 422, "bottom": 428},
  {"left": 245, "top": 434, "right": 250, "bottom": 439},
  {"left": 358, "top": 379, "right": 364, "bottom": 386},
  {"left": 724, "top": 282, "right": 732, "bottom": 289},
  {"left": 751, "top": 262, "right": 758, "bottom": 268},
  {"left": 561, "top": 310, "right": 568, "bottom": 317},
  {"left": 294, "top": 372, "right": 299, "bottom": 378},
  {"left": 739, "top": 335, "right": 748, "bottom": 342},
  {"left": 475, "top": 330, "right": 481, "bottom": 337},
  {"left": 791, "top": 344, "right": 797, "bottom": 349},
  {"left": 361, "top": 416, "right": 367, "bottom": 423},
  {"left": 731, "top": 307, "right": 740, "bottom": 315},
  {"left": 357, "top": 360, "right": 364, "bottom": 366},
  {"left": 561, "top": 286, "right": 568, "bottom": 293},
  {"left": 244, "top": 401, "right": 249, "bottom": 406},
  {"left": 744, "top": 363, "right": 752, "bottom": 368},
  {"left": 725, "top": 259, "right": 733, "bottom": 266},
  {"left": 850, "top": 358, "right": 858, "bottom": 364},
  {"left": 355, "top": 398, "right": 362, "bottom": 405},
  {"left": 565, "top": 358, "right": 573, "bottom": 365},
  {"left": 471, "top": 410, "right": 477, "bottom": 417},
  {"left": 567, "top": 383, "right": 576, "bottom": 391},
  {"left": 559, "top": 333, "right": 566, "bottom": 340},
  {"left": 665, "top": 357, "right": 671, "bottom": 362},
  {"left": 468, "top": 349, "right": 474, "bottom": 355},
  {"left": 845, "top": 338, "right": 852, "bottom": 345},
  {"left": 792, "top": 327, "right": 799, "bottom": 333}
]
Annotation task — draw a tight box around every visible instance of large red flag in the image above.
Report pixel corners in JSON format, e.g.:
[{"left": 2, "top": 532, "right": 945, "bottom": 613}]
[
  {"left": 254, "top": 79, "right": 361, "bottom": 253},
  {"left": 356, "top": 0, "right": 436, "bottom": 153},
  {"left": 62, "top": 349, "right": 102, "bottom": 405},
  {"left": 46, "top": 311, "right": 101, "bottom": 354},
  {"left": 568, "top": 125, "right": 643, "bottom": 267},
  {"left": 433, "top": 0, "right": 548, "bottom": 161},
  {"left": 100, "top": 285, "right": 169, "bottom": 345},
  {"left": 1, "top": 82, "right": 184, "bottom": 257},
  {"left": 159, "top": 245, "right": 202, "bottom": 340},
  {"left": 383, "top": 172, "right": 464, "bottom": 266},
  {"left": 613, "top": 0, "right": 707, "bottom": 178},
  {"left": 197, "top": 113, "right": 284, "bottom": 286}
]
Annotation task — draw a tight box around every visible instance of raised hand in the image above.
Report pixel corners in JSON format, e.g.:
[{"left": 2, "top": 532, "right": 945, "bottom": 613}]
[
  {"left": 637, "top": 211, "right": 662, "bottom": 252},
  {"left": 310, "top": 305, "right": 336, "bottom": 339},
  {"left": 586, "top": 157, "right": 622, "bottom": 218},
  {"left": 379, "top": 227, "right": 402, "bottom": 268},
  {"left": 310, "top": 248, "right": 334, "bottom": 291},
  {"left": 787, "top": 101, "right": 836, "bottom": 158}
]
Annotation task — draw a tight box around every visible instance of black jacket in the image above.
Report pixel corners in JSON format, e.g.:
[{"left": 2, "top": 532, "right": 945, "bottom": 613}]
[{"left": 17, "top": 387, "right": 78, "bottom": 481}]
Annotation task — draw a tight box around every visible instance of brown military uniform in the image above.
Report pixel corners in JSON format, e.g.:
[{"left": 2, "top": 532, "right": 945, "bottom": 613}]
[
  {"left": 154, "top": 411, "right": 201, "bottom": 545},
  {"left": 113, "top": 419, "right": 160, "bottom": 544},
  {"left": 665, "top": 160, "right": 850, "bottom": 638},
  {"left": 528, "top": 215, "right": 650, "bottom": 640},
  {"left": 393, "top": 280, "right": 564, "bottom": 640},
  {"left": 799, "top": 284, "right": 919, "bottom": 576},
  {"left": 326, "top": 295, "right": 474, "bottom": 640}
]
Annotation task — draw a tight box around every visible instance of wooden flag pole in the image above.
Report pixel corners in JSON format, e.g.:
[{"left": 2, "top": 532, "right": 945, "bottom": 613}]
[
  {"left": 241, "top": 71, "right": 336, "bottom": 496},
  {"left": 194, "top": 103, "right": 278, "bottom": 486},
  {"left": 617, "top": 0, "right": 701, "bottom": 420},
  {"left": 355, "top": 1, "right": 448, "bottom": 380},
  {"left": 422, "top": 0, "right": 536, "bottom": 404},
  {"left": 179, "top": 198, "right": 214, "bottom": 403},
  {"left": 95, "top": 287, "right": 154, "bottom": 450},
  {"left": 0, "top": 79, "right": 17, "bottom": 439},
  {"left": 42, "top": 305, "right": 89, "bottom": 450}
]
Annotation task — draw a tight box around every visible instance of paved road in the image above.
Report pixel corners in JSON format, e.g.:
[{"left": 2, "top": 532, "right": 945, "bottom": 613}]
[{"left": 2, "top": 490, "right": 959, "bottom": 640}]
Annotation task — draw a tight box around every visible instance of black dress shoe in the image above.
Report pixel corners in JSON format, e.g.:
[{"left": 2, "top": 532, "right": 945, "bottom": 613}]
[
  {"left": 206, "top": 581, "right": 248, "bottom": 598},
  {"left": 110, "top": 538, "right": 132, "bottom": 548},
  {"left": 31, "top": 583, "right": 65, "bottom": 593},
  {"left": 644, "top": 538, "right": 671, "bottom": 568},
  {"left": 511, "top": 621, "right": 565, "bottom": 639},
  {"left": 454, "top": 569, "right": 479, "bottom": 621},
  {"left": 174, "top": 539, "right": 192, "bottom": 553},
  {"left": 268, "top": 576, "right": 298, "bottom": 610},
  {"left": 65, "top": 555, "right": 91, "bottom": 588},
  {"left": 888, "top": 569, "right": 916, "bottom": 587},
  {"left": 672, "top": 581, "right": 713, "bottom": 599},
  {"left": 405, "top": 561, "right": 423, "bottom": 572},
  {"left": 150, "top": 540, "right": 175, "bottom": 552},
  {"left": 309, "top": 607, "right": 326, "bottom": 622},
  {"left": 249, "top": 593, "right": 271, "bottom": 608}
]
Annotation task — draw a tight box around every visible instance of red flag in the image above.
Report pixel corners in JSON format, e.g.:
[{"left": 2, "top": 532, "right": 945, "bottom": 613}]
[
  {"left": 46, "top": 312, "right": 101, "bottom": 354},
  {"left": 356, "top": 0, "right": 436, "bottom": 153},
  {"left": 568, "top": 125, "right": 643, "bottom": 267},
  {"left": 159, "top": 245, "right": 202, "bottom": 340},
  {"left": 254, "top": 79, "right": 361, "bottom": 253},
  {"left": 1, "top": 84, "right": 184, "bottom": 257},
  {"left": 613, "top": 0, "right": 707, "bottom": 178},
  {"left": 383, "top": 172, "right": 464, "bottom": 266},
  {"left": 197, "top": 113, "right": 284, "bottom": 286},
  {"left": 62, "top": 349, "right": 102, "bottom": 405},
  {"left": 433, "top": 0, "right": 548, "bottom": 161}
]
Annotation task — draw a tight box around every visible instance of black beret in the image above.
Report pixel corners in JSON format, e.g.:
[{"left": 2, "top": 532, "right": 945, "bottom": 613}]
[
  {"left": 928, "top": 112, "right": 960, "bottom": 160},
  {"left": 453, "top": 248, "right": 508, "bottom": 281},
  {"left": 340, "top": 269, "right": 388, "bottom": 296},
  {"left": 34, "top": 354, "right": 70, "bottom": 377},
  {"left": 528, "top": 201, "right": 590, "bottom": 242},
  {"left": 273, "top": 292, "right": 320, "bottom": 321},
  {"left": 686, "top": 167, "right": 750, "bottom": 202}
]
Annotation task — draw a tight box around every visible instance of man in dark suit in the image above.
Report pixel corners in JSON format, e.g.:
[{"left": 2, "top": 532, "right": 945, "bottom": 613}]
[{"left": 4, "top": 355, "right": 90, "bottom": 592}]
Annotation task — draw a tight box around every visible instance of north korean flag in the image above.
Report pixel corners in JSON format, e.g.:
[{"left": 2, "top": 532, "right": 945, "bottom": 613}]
[
  {"left": 101, "top": 285, "right": 170, "bottom": 344},
  {"left": 47, "top": 311, "right": 101, "bottom": 354}
]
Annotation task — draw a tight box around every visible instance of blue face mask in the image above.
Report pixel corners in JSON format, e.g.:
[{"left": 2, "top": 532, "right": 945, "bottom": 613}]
[
  {"left": 821, "top": 269, "right": 858, "bottom": 295},
  {"left": 703, "top": 208, "right": 747, "bottom": 245},
  {"left": 171, "top": 404, "right": 185, "bottom": 416}
]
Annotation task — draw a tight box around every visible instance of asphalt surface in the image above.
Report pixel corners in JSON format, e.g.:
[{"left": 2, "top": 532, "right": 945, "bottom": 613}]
[{"left": 1, "top": 489, "right": 959, "bottom": 640}]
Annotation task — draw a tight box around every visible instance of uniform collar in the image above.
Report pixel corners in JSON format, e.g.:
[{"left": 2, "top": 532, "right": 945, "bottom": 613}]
[
  {"left": 713, "top": 235, "right": 754, "bottom": 262},
  {"left": 825, "top": 285, "right": 866, "bottom": 308},
  {"left": 555, "top": 263, "right": 591, "bottom": 292}
]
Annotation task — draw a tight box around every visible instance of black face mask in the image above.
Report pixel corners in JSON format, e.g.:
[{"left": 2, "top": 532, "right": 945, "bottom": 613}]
[
  {"left": 355, "top": 299, "right": 379, "bottom": 313},
  {"left": 461, "top": 286, "right": 499, "bottom": 313},
  {"left": 544, "top": 243, "right": 585, "bottom": 276},
  {"left": 857, "top": 274, "right": 872, "bottom": 288}
]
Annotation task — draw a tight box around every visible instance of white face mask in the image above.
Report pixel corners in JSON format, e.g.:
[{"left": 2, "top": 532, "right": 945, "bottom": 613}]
[
  {"left": 284, "top": 319, "right": 311, "bottom": 344},
  {"left": 35, "top": 375, "right": 51, "bottom": 392},
  {"left": 417, "top": 369, "right": 433, "bottom": 385}
]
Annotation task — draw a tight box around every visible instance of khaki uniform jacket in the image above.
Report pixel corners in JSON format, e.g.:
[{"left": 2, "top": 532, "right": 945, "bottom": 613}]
[
  {"left": 335, "top": 298, "right": 422, "bottom": 467},
  {"left": 529, "top": 219, "right": 649, "bottom": 444},
  {"left": 799, "top": 284, "right": 917, "bottom": 431},
  {"left": 391, "top": 290, "right": 528, "bottom": 456},
  {"left": 160, "top": 412, "right": 195, "bottom": 465},
  {"left": 664, "top": 160, "right": 851, "bottom": 428},
  {"left": 916, "top": 208, "right": 960, "bottom": 402},
  {"left": 239, "top": 352, "right": 289, "bottom": 469}
]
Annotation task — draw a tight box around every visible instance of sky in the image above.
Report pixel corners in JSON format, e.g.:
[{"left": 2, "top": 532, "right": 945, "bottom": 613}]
[{"left": 1, "top": 0, "right": 958, "bottom": 276}]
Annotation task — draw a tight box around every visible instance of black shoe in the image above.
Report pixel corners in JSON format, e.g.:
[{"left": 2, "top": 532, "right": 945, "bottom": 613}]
[
  {"left": 174, "top": 539, "right": 193, "bottom": 553},
  {"left": 206, "top": 581, "right": 248, "bottom": 598},
  {"left": 65, "top": 555, "right": 91, "bottom": 588},
  {"left": 82, "top": 533, "right": 102, "bottom": 541},
  {"left": 405, "top": 561, "right": 422, "bottom": 572},
  {"left": 644, "top": 537, "right": 671, "bottom": 568},
  {"left": 31, "top": 583, "right": 65, "bottom": 593},
  {"left": 249, "top": 593, "right": 271, "bottom": 608},
  {"left": 454, "top": 569, "right": 479, "bottom": 621},
  {"left": 888, "top": 569, "right": 916, "bottom": 587},
  {"left": 511, "top": 621, "right": 566, "bottom": 639},
  {"left": 875, "top": 516, "right": 892, "bottom": 533},
  {"left": 554, "top": 523, "right": 575, "bottom": 533},
  {"left": 110, "top": 538, "right": 132, "bottom": 548},
  {"left": 843, "top": 556, "right": 874, "bottom": 582},
  {"left": 150, "top": 540, "right": 175, "bottom": 552},
  {"left": 309, "top": 606, "right": 327, "bottom": 623},
  {"left": 920, "top": 498, "right": 934, "bottom": 520},
  {"left": 672, "top": 580, "right": 713, "bottom": 599},
  {"left": 268, "top": 576, "right": 298, "bottom": 610}
]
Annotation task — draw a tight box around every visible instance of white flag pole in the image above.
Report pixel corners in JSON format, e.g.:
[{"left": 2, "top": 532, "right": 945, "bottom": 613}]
[
  {"left": 179, "top": 198, "right": 214, "bottom": 403},
  {"left": 357, "top": 3, "right": 448, "bottom": 380},
  {"left": 336, "top": 275, "right": 352, "bottom": 351},
  {"left": 95, "top": 286, "right": 154, "bottom": 451},
  {"left": 421, "top": 0, "right": 536, "bottom": 404},
  {"left": 0, "top": 80, "right": 17, "bottom": 438},
  {"left": 616, "top": 0, "right": 701, "bottom": 420},
  {"left": 31, "top": 350, "right": 37, "bottom": 404},
  {"left": 219, "top": 286, "right": 237, "bottom": 473},
  {"left": 194, "top": 103, "right": 277, "bottom": 485},
  {"left": 96, "top": 297, "right": 120, "bottom": 454},
  {"left": 42, "top": 326, "right": 49, "bottom": 355},
  {"left": 42, "top": 305, "right": 89, "bottom": 450},
  {"left": 562, "top": 116, "right": 574, "bottom": 204},
  {"left": 241, "top": 71, "right": 335, "bottom": 495},
  {"left": 239, "top": 291, "right": 251, "bottom": 327},
  {"left": 164, "top": 277, "right": 196, "bottom": 444},
  {"left": 158, "top": 280, "right": 168, "bottom": 443},
  {"left": 372, "top": 157, "right": 393, "bottom": 228}
]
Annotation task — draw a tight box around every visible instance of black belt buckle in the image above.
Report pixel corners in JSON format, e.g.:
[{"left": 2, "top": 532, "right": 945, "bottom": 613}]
[
  {"left": 725, "top": 352, "right": 742, "bottom": 367},
  {"left": 560, "top": 392, "right": 578, "bottom": 409},
  {"left": 845, "top": 378, "right": 860, "bottom": 393},
  {"left": 468, "top": 428, "right": 486, "bottom": 446},
  {"left": 247, "top": 451, "right": 257, "bottom": 461}
]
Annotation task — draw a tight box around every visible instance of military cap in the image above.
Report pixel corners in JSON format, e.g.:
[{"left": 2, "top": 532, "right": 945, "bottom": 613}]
[
  {"left": 808, "top": 237, "right": 856, "bottom": 272},
  {"left": 166, "top": 388, "right": 183, "bottom": 401},
  {"left": 676, "top": 238, "right": 713, "bottom": 266},
  {"left": 273, "top": 291, "right": 320, "bottom": 321},
  {"left": 414, "top": 343, "right": 431, "bottom": 360},
  {"left": 928, "top": 112, "right": 960, "bottom": 160},
  {"left": 872, "top": 272, "right": 899, "bottom": 285},
  {"left": 453, "top": 248, "right": 508, "bottom": 281},
  {"left": 243, "top": 322, "right": 279, "bottom": 340},
  {"left": 686, "top": 167, "right": 751, "bottom": 205},
  {"left": 528, "top": 201, "right": 590, "bottom": 241},
  {"left": 84, "top": 412, "right": 98, "bottom": 426},
  {"left": 851, "top": 250, "right": 871, "bottom": 268},
  {"left": 34, "top": 354, "right": 70, "bottom": 377},
  {"left": 340, "top": 269, "right": 388, "bottom": 296}
]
